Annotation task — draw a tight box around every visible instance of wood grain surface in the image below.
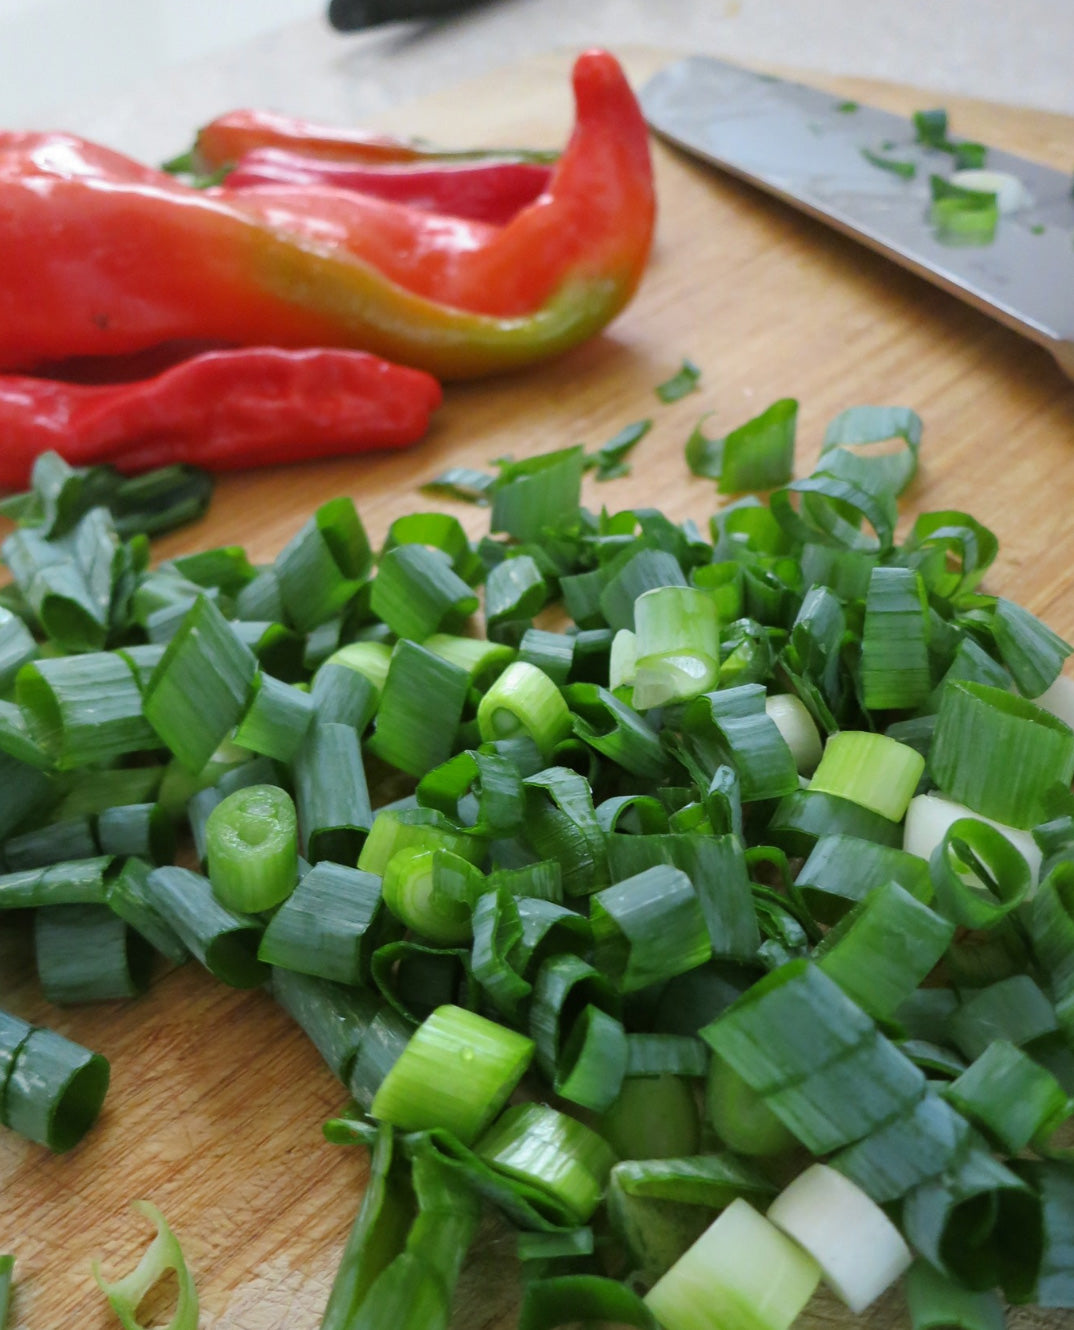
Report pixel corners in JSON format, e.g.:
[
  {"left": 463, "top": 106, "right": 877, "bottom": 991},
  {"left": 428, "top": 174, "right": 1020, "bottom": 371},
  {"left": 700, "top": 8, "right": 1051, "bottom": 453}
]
[{"left": 3, "top": 44, "right": 1074, "bottom": 1330}]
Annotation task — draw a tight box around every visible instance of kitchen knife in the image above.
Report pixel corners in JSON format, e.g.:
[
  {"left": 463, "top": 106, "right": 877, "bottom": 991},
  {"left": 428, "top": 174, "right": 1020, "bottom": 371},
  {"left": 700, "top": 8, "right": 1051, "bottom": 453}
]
[{"left": 639, "top": 56, "right": 1074, "bottom": 380}]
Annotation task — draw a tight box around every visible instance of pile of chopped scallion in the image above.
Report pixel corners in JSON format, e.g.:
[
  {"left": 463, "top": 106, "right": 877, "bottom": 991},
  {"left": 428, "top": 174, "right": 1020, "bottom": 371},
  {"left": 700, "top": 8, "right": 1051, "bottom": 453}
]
[{"left": 3, "top": 402, "right": 1074, "bottom": 1330}]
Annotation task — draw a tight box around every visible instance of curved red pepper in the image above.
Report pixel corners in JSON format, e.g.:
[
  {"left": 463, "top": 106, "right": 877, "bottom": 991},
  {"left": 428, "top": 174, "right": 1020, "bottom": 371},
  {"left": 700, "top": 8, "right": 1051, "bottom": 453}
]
[
  {"left": 222, "top": 150, "right": 553, "bottom": 225},
  {"left": 180, "top": 107, "right": 553, "bottom": 173},
  {"left": 0, "top": 50, "right": 654, "bottom": 380},
  {"left": 0, "top": 348, "right": 442, "bottom": 488}
]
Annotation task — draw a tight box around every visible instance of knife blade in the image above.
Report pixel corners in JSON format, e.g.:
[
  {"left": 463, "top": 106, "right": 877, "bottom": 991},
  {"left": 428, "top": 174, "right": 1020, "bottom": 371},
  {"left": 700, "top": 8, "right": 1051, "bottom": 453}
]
[{"left": 639, "top": 56, "right": 1074, "bottom": 380}]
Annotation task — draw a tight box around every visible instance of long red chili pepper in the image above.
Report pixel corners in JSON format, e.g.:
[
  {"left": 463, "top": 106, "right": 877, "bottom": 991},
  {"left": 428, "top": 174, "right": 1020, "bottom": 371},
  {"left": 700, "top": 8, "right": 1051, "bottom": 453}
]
[
  {"left": 173, "top": 107, "right": 555, "bottom": 173},
  {"left": 0, "top": 348, "right": 442, "bottom": 488},
  {"left": 222, "top": 150, "right": 553, "bottom": 225},
  {"left": 0, "top": 49, "right": 654, "bottom": 380}
]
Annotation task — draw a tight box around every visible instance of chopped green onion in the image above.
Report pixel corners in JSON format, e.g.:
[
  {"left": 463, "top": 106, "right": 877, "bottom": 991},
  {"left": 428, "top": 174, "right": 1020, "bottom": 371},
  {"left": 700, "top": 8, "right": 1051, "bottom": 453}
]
[
  {"left": 766, "top": 1163, "right": 912, "bottom": 1312},
  {"left": 656, "top": 359, "right": 702, "bottom": 404},
  {"left": 145, "top": 866, "right": 267, "bottom": 988},
  {"left": 591, "top": 865, "right": 712, "bottom": 993},
  {"left": 904, "top": 1259, "right": 1006, "bottom": 1330},
  {"left": 861, "top": 148, "right": 917, "bottom": 178},
  {"left": 371, "top": 544, "right": 478, "bottom": 642},
  {"left": 294, "top": 721, "right": 372, "bottom": 864},
  {"left": 631, "top": 586, "right": 720, "bottom": 709},
  {"left": 477, "top": 662, "right": 572, "bottom": 757},
  {"left": 809, "top": 730, "right": 923, "bottom": 821},
  {"left": 35, "top": 903, "right": 153, "bottom": 1003},
  {"left": 685, "top": 399, "right": 797, "bottom": 493},
  {"left": 143, "top": 596, "right": 257, "bottom": 772},
  {"left": 205, "top": 783, "right": 298, "bottom": 913},
  {"left": 370, "top": 1004, "right": 533, "bottom": 1144},
  {"left": 602, "top": 1074, "right": 702, "bottom": 1160},
  {"left": 231, "top": 671, "right": 314, "bottom": 761},
  {"left": 259, "top": 862, "right": 391, "bottom": 986},
  {"left": 368, "top": 640, "right": 470, "bottom": 777},
  {"left": 476, "top": 1102, "right": 615, "bottom": 1224},
  {"left": 929, "top": 681, "right": 1074, "bottom": 828},
  {"left": 381, "top": 847, "right": 480, "bottom": 945},
  {"left": 490, "top": 446, "right": 585, "bottom": 544},
  {"left": 2, "top": 1020, "right": 109, "bottom": 1152},
  {"left": 645, "top": 1198, "right": 820, "bottom": 1330},
  {"left": 274, "top": 497, "right": 371, "bottom": 632},
  {"left": 587, "top": 419, "right": 652, "bottom": 481},
  {"left": 92, "top": 1201, "right": 197, "bottom": 1330}
]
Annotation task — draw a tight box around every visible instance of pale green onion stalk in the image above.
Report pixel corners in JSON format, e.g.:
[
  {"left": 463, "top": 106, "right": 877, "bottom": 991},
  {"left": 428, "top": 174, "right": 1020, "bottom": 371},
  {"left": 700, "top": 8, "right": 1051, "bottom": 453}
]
[
  {"left": 903, "top": 791, "right": 1043, "bottom": 887},
  {"left": 765, "top": 1163, "right": 912, "bottom": 1314},
  {"left": 765, "top": 695, "right": 823, "bottom": 775},
  {"left": 1033, "top": 672, "right": 1074, "bottom": 732},
  {"left": 325, "top": 640, "right": 392, "bottom": 694},
  {"left": 476, "top": 661, "right": 573, "bottom": 756},
  {"left": 644, "top": 1198, "right": 820, "bottom": 1330},
  {"left": 610, "top": 629, "right": 639, "bottom": 694},
  {"left": 370, "top": 1004, "right": 534, "bottom": 1145},
  {"left": 632, "top": 587, "right": 720, "bottom": 711},
  {"left": 809, "top": 731, "right": 924, "bottom": 822},
  {"left": 92, "top": 1201, "right": 198, "bottom": 1330}
]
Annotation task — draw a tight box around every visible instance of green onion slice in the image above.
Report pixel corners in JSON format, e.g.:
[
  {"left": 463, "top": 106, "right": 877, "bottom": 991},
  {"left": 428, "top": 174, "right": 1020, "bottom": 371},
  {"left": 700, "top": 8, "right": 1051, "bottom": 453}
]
[{"left": 92, "top": 1201, "right": 197, "bottom": 1330}]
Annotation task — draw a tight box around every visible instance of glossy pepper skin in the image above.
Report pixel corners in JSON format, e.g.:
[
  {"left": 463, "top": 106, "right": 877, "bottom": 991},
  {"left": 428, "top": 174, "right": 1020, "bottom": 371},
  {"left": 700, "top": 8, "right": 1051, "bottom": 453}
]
[
  {"left": 178, "top": 106, "right": 555, "bottom": 173},
  {"left": 222, "top": 150, "right": 553, "bottom": 225},
  {"left": 0, "top": 50, "right": 655, "bottom": 380},
  {"left": 0, "top": 348, "right": 442, "bottom": 488}
]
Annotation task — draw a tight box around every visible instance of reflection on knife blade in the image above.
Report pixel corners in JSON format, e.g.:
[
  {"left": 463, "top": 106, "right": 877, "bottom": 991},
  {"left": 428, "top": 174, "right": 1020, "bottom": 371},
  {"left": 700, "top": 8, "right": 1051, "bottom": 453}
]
[{"left": 639, "top": 57, "right": 1074, "bottom": 380}]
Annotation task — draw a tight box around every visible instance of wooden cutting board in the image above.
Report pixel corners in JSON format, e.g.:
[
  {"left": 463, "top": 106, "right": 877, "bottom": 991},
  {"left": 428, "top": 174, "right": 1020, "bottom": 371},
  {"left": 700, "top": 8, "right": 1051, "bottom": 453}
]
[{"left": 2, "top": 45, "right": 1074, "bottom": 1330}]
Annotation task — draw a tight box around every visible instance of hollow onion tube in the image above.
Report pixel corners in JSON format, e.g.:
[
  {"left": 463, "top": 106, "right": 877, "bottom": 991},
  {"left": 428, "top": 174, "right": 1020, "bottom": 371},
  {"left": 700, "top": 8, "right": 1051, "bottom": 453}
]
[
  {"left": 92, "top": 1201, "right": 198, "bottom": 1330},
  {"left": 766, "top": 1163, "right": 912, "bottom": 1313},
  {"left": 273, "top": 496, "right": 371, "bottom": 633},
  {"left": 35, "top": 903, "right": 154, "bottom": 1004},
  {"left": 930, "top": 681, "right": 1074, "bottom": 829},
  {"left": 631, "top": 586, "right": 719, "bottom": 710},
  {"left": 293, "top": 721, "right": 372, "bottom": 865},
  {"left": 142, "top": 595, "right": 257, "bottom": 772},
  {"left": 590, "top": 865, "right": 712, "bottom": 993},
  {"left": 381, "top": 846, "right": 482, "bottom": 945},
  {"left": 231, "top": 671, "right": 314, "bottom": 761},
  {"left": 145, "top": 866, "right": 267, "bottom": 988},
  {"left": 519, "top": 1275, "right": 659, "bottom": 1329},
  {"left": 475, "top": 1102, "right": 615, "bottom": 1224},
  {"left": 477, "top": 661, "right": 573, "bottom": 757},
  {"left": 16, "top": 652, "right": 157, "bottom": 769},
  {"left": 929, "top": 817, "right": 1033, "bottom": 928},
  {"left": 644, "top": 1198, "right": 821, "bottom": 1330},
  {"left": 205, "top": 783, "right": 298, "bottom": 913},
  {"left": 2, "top": 1019, "right": 109, "bottom": 1152},
  {"left": 903, "top": 791, "right": 1043, "bottom": 883},
  {"left": 943, "top": 1039, "right": 1071, "bottom": 1152},
  {"left": 370, "top": 1004, "right": 534, "bottom": 1145},
  {"left": 608, "top": 1154, "right": 777, "bottom": 1287},
  {"left": 367, "top": 640, "right": 470, "bottom": 777},
  {"left": 808, "top": 730, "right": 924, "bottom": 821},
  {"left": 357, "top": 807, "right": 482, "bottom": 877},
  {"left": 794, "top": 833, "right": 932, "bottom": 923},
  {"left": 764, "top": 694, "right": 822, "bottom": 774},
  {"left": 258, "top": 862, "right": 391, "bottom": 986},
  {"left": 860, "top": 565, "right": 932, "bottom": 710}
]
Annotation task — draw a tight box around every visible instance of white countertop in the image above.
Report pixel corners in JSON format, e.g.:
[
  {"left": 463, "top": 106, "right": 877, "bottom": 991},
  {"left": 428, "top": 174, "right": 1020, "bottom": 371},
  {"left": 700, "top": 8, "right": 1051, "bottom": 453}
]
[{"left": 7, "top": 0, "right": 1074, "bottom": 162}]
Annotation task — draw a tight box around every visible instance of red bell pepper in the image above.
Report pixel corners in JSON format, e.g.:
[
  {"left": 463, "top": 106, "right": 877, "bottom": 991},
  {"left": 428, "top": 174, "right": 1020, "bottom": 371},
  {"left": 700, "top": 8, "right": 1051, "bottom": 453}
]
[
  {"left": 0, "top": 348, "right": 442, "bottom": 488},
  {"left": 221, "top": 150, "right": 553, "bottom": 225},
  {"left": 0, "top": 50, "right": 655, "bottom": 381}
]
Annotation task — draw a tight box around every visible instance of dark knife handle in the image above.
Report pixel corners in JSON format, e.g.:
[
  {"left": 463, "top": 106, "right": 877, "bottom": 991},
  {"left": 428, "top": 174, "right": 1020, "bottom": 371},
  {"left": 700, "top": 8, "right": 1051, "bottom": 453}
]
[{"left": 327, "top": 0, "right": 499, "bottom": 30}]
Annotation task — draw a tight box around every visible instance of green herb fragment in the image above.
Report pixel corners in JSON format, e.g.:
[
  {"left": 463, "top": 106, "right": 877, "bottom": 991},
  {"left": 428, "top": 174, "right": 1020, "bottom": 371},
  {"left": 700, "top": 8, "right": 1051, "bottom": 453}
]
[
  {"left": 92, "top": 1201, "right": 198, "bottom": 1330},
  {"left": 420, "top": 466, "right": 496, "bottom": 506},
  {"left": 835, "top": 100, "right": 859, "bottom": 113},
  {"left": 861, "top": 148, "right": 917, "bottom": 180},
  {"left": 655, "top": 359, "right": 702, "bottom": 404},
  {"left": 585, "top": 419, "right": 652, "bottom": 481},
  {"left": 929, "top": 174, "right": 999, "bottom": 244},
  {"left": 686, "top": 399, "right": 796, "bottom": 493}
]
